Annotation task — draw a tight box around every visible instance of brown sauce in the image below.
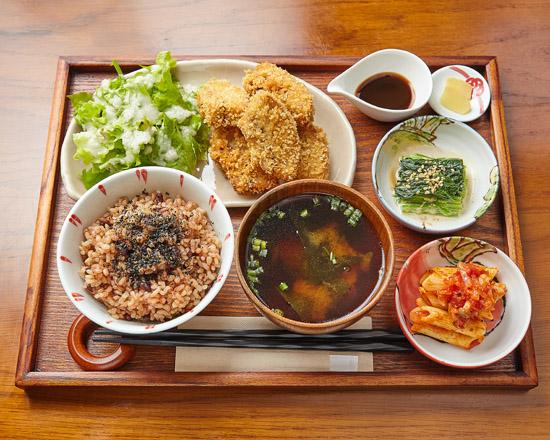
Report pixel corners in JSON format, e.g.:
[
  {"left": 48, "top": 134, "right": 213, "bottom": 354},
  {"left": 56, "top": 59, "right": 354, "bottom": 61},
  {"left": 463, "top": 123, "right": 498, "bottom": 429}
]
[{"left": 356, "top": 72, "right": 414, "bottom": 110}]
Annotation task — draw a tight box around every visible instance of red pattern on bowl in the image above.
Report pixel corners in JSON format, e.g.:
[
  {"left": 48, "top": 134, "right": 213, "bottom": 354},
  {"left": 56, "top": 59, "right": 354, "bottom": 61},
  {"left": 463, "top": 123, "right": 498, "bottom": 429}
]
[
  {"left": 56, "top": 167, "right": 234, "bottom": 335},
  {"left": 395, "top": 236, "right": 531, "bottom": 368}
]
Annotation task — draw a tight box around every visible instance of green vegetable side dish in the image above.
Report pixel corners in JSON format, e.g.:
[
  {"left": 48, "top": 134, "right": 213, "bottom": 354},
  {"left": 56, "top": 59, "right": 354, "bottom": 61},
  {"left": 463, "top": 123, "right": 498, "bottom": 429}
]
[
  {"left": 394, "top": 153, "right": 466, "bottom": 217},
  {"left": 68, "top": 51, "right": 209, "bottom": 189}
]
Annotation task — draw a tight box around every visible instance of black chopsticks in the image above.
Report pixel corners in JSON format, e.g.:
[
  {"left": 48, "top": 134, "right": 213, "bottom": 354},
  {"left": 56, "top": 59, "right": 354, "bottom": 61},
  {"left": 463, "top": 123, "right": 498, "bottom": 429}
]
[{"left": 92, "top": 328, "right": 412, "bottom": 352}]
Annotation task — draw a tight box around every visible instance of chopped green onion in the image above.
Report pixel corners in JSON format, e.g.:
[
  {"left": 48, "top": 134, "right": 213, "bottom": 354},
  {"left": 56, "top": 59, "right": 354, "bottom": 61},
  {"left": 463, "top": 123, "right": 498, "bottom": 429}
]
[
  {"left": 247, "top": 267, "right": 264, "bottom": 277},
  {"left": 278, "top": 282, "right": 289, "bottom": 292},
  {"left": 260, "top": 240, "right": 267, "bottom": 250},
  {"left": 253, "top": 238, "right": 262, "bottom": 247},
  {"left": 259, "top": 249, "right": 268, "bottom": 258},
  {"left": 247, "top": 255, "right": 259, "bottom": 269},
  {"left": 272, "top": 308, "right": 284, "bottom": 316},
  {"left": 277, "top": 210, "right": 286, "bottom": 219},
  {"left": 347, "top": 208, "right": 362, "bottom": 226},
  {"left": 312, "top": 196, "right": 320, "bottom": 206},
  {"left": 343, "top": 206, "right": 354, "bottom": 217},
  {"left": 300, "top": 209, "right": 309, "bottom": 217},
  {"left": 252, "top": 244, "right": 260, "bottom": 252}
]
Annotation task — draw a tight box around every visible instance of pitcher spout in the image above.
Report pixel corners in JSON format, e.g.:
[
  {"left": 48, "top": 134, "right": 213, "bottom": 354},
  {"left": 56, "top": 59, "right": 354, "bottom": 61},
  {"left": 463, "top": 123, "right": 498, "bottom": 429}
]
[{"left": 326, "top": 77, "right": 346, "bottom": 95}]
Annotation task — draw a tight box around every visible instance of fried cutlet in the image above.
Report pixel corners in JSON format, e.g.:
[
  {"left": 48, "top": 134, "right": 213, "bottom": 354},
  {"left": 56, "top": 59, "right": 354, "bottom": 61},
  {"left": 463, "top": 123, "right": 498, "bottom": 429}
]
[
  {"left": 209, "top": 127, "right": 278, "bottom": 195},
  {"left": 237, "top": 91, "right": 300, "bottom": 181},
  {"left": 296, "top": 124, "right": 330, "bottom": 180},
  {"left": 196, "top": 79, "right": 248, "bottom": 127},
  {"left": 242, "top": 63, "right": 314, "bottom": 127}
]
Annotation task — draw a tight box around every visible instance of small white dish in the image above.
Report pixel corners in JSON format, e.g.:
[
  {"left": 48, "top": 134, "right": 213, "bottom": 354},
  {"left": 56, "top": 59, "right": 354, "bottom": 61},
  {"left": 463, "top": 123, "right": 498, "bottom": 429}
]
[
  {"left": 372, "top": 115, "right": 499, "bottom": 234},
  {"left": 396, "top": 237, "right": 531, "bottom": 368},
  {"left": 61, "top": 59, "right": 356, "bottom": 207},
  {"left": 327, "top": 49, "right": 432, "bottom": 122},
  {"left": 429, "top": 65, "right": 491, "bottom": 122},
  {"left": 56, "top": 166, "right": 234, "bottom": 334}
]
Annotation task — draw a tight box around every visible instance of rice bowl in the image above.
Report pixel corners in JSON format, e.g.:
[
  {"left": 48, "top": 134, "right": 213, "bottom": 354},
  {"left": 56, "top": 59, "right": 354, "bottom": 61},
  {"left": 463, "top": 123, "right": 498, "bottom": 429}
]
[
  {"left": 57, "top": 167, "right": 234, "bottom": 334},
  {"left": 79, "top": 192, "right": 221, "bottom": 322}
]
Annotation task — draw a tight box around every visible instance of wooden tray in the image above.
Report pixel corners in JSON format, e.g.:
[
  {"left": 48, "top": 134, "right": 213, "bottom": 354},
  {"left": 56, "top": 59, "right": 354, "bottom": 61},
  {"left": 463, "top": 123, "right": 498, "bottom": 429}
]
[{"left": 15, "top": 56, "right": 538, "bottom": 388}]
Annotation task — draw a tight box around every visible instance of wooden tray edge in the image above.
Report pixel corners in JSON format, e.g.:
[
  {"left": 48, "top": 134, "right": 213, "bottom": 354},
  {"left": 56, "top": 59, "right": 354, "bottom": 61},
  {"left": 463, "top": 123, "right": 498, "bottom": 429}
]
[
  {"left": 15, "top": 55, "right": 538, "bottom": 389},
  {"left": 486, "top": 58, "right": 538, "bottom": 387},
  {"left": 15, "top": 58, "right": 70, "bottom": 389},
  {"left": 59, "top": 54, "right": 497, "bottom": 70},
  {"left": 16, "top": 370, "right": 538, "bottom": 389}
]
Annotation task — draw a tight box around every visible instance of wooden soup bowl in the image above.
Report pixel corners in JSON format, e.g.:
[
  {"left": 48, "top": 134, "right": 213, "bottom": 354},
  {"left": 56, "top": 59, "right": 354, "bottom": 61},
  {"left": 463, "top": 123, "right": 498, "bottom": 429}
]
[{"left": 236, "top": 179, "right": 395, "bottom": 334}]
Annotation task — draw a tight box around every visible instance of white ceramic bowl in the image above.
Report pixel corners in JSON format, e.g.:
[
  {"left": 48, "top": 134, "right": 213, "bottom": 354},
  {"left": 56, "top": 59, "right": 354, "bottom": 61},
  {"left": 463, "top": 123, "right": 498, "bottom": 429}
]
[
  {"left": 372, "top": 115, "right": 499, "bottom": 233},
  {"left": 61, "top": 59, "right": 356, "bottom": 207},
  {"left": 56, "top": 166, "right": 234, "bottom": 334},
  {"left": 327, "top": 49, "right": 432, "bottom": 122},
  {"left": 396, "top": 237, "right": 531, "bottom": 368},
  {"left": 429, "top": 65, "right": 491, "bottom": 122}
]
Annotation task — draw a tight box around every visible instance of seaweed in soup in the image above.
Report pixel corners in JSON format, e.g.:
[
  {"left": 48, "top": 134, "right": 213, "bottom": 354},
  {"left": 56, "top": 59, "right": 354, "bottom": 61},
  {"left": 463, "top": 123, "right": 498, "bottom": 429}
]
[{"left": 245, "top": 193, "right": 383, "bottom": 323}]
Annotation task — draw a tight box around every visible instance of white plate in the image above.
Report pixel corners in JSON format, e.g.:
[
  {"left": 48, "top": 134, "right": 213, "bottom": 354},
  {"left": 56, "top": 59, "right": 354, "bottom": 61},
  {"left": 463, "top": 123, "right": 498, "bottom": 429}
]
[
  {"left": 372, "top": 115, "right": 499, "bottom": 234},
  {"left": 429, "top": 65, "right": 491, "bottom": 122},
  {"left": 396, "top": 237, "right": 531, "bottom": 368},
  {"left": 61, "top": 59, "right": 356, "bottom": 207}
]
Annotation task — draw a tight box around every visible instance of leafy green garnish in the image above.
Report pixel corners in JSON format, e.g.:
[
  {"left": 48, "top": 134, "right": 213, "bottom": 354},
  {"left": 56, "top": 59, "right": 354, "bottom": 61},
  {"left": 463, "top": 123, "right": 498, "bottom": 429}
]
[
  {"left": 394, "top": 153, "right": 466, "bottom": 217},
  {"left": 68, "top": 51, "right": 209, "bottom": 188}
]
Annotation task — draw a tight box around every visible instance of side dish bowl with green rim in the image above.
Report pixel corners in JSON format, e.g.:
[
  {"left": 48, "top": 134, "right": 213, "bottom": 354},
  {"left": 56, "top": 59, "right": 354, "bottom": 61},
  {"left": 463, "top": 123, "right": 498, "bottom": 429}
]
[{"left": 372, "top": 115, "right": 499, "bottom": 234}]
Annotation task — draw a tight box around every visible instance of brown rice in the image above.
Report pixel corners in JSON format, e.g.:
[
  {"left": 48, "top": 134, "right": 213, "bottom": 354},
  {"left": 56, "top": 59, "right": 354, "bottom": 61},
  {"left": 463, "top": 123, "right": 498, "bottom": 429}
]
[{"left": 79, "top": 191, "right": 221, "bottom": 322}]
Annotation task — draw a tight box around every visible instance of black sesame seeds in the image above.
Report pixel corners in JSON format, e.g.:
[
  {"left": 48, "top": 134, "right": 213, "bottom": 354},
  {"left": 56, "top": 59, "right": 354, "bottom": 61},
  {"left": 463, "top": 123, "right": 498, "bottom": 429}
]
[{"left": 112, "top": 192, "right": 185, "bottom": 289}]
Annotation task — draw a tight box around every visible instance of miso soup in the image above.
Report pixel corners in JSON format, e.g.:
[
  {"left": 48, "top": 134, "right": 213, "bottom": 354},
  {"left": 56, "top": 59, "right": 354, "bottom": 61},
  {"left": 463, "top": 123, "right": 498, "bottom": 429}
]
[{"left": 244, "top": 193, "right": 384, "bottom": 323}]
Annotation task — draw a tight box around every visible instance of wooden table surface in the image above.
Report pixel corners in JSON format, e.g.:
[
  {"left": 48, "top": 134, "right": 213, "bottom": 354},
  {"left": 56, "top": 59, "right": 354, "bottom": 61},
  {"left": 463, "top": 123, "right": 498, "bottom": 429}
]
[{"left": 1, "top": 0, "right": 549, "bottom": 438}]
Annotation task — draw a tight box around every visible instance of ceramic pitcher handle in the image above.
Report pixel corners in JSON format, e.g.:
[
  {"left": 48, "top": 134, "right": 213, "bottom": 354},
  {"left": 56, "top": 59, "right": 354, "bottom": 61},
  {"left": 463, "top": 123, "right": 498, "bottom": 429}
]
[{"left": 67, "top": 314, "right": 135, "bottom": 371}]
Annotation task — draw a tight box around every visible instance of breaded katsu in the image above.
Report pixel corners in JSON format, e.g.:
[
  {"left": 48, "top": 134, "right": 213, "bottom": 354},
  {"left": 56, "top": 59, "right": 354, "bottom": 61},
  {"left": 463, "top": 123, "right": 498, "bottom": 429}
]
[
  {"left": 196, "top": 79, "right": 248, "bottom": 127},
  {"left": 209, "top": 127, "right": 278, "bottom": 195},
  {"left": 237, "top": 91, "right": 300, "bottom": 181},
  {"left": 201, "top": 63, "right": 331, "bottom": 195},
  {"left": 242, "top": 63, "right": 314, "bottom": 127},
  {"left": 296, "top": 124, "right": 330, "bottom": 180}
]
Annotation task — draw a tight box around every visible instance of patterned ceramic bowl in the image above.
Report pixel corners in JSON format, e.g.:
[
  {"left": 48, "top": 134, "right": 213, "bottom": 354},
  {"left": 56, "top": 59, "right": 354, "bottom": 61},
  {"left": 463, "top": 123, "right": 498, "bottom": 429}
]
[
  {"left": 372, "top": 115, "right": 499, "bottom": 234},
  {"left": 56, "top": 166, "right": 234, "bottom": 334},
  {"left": 395, "top": 237, "right": 531, "bottom": 368},
  {"left": 429, "top": 65, "right": 491, "bottom": 123}
]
